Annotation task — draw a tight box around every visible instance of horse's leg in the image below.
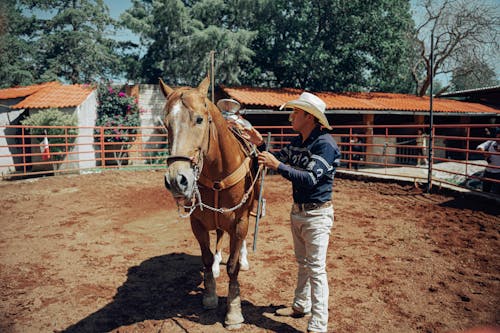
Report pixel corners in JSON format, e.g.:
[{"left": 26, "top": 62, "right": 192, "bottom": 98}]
[
  {"left": 212, "top": 229, "right": 224, "bottom": 278},
  {"left": 190, "top": 217, "right": 218, "bottom": 309},
  {"left": 239, "top": 239, "right": 249, "bottom": 271},
  {"left": 224, "top": 217, "right": 248, "bottom": 329}
]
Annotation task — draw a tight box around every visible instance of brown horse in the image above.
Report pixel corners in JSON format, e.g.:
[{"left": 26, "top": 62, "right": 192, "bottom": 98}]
[{"left": 159, "top": 77, "right": 259, "bottom": 330}]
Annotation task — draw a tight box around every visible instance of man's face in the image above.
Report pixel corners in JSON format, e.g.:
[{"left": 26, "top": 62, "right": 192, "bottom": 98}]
[{"left": 289, "top": 108, "right": 311, "bottom": 131}]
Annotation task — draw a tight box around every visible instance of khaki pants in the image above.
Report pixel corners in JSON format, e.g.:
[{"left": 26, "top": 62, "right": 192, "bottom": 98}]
[{"left": 290, "top": 204, "right": 334, "bottom": 332}]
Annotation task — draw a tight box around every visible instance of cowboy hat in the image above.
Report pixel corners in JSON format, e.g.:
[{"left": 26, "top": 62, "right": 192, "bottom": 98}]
[{"left": 280, "top": 92, "right": 332, "bottom": 130}]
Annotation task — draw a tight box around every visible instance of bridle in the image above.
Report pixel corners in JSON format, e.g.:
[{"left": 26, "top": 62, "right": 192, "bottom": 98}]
[{"left": 161, "top": 97, "right": 262, "bottom": 222}]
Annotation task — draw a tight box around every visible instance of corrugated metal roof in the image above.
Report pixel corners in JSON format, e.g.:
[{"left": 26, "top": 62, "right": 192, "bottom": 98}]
[
  {"left": 11, "top": 84, "right": 95, "bottom": 109},
  {"left": 221, "top": 86, "right": 499, "bottom": 114},
  {"left": 439, "top": 85, "right": 500, "bottom": 97},
  {"left": 0, "top": 82, "right": 60, "bottom": 100}
]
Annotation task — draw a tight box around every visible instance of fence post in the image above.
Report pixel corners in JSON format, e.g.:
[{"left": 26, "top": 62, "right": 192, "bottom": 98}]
[
  {"left": 65, "top": 127, "right": 69, "bottom": 168},
  {"left": 22, "top": 127, "right": 26, "bottom": 175},
  {"left": 384, "top": 127, "right": 388, "bottom": 169},
  {"left": 348, "top": 128, "right": 353, "bottom": 169},
  {"left": 100, "top": 127, "right": 105, "bottom": 167},
  {"left": 465, "top": 127, "right": 470, "bottom": 179}
]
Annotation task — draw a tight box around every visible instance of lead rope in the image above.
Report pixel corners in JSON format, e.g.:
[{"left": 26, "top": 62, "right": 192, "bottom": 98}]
[{"left": 176, "top": 164, "right": 264, "bottom": 219}]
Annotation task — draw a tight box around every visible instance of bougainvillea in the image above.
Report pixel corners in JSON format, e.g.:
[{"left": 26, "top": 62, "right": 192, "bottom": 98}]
[{"left": 95, "top": 85, "right": 142, "bottom": 143}]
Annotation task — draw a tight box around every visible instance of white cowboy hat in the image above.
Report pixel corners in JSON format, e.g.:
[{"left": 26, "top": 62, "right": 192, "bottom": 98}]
[
  {"left": 280, "top": 92, "right": 332, "bottom": 130},
  {"left": 217, "top": 98, "right": 241, "bottom": 114}
]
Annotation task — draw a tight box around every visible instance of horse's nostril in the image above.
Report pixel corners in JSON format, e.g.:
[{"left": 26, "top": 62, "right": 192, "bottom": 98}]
[{"left": 178, "top": 174, "right": 188, "bottom": 187}]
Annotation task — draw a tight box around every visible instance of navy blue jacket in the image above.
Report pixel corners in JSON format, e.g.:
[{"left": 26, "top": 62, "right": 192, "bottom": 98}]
[{"left": 260, "top": 126, "right": 340, "bottom": 204}]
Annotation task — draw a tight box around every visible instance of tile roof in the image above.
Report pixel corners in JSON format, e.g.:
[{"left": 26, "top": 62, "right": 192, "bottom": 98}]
[
  {"left": 0, "top": 82, "right": 60, "bottom": 100},
  {"left": 10, "top": 83, "right": 95, "bottom": 109},
  {"left": 221, "top": 86, "right": 499, "bottom": 114}
]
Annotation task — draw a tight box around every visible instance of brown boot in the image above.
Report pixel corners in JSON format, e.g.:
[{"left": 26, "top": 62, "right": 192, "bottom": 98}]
[{"left": 275, "top": 306, "right": 310, "bottom": 318}]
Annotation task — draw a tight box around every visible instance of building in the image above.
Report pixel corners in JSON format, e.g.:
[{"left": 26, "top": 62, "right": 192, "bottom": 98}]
[
  {"left": 0, "top": 82, "right": 97, "bottom": 176},
  {"left": 216, "top": 86, "right": 500, "bottom": 162}
]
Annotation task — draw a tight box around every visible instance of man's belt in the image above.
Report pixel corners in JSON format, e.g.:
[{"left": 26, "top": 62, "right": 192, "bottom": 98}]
[{"left": 293, "top": 201, "right": 332, "bottom": 212}]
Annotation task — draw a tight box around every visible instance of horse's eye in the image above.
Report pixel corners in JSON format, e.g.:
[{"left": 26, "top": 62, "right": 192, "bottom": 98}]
[{"left": 195, "top": 116, "right": 204, "bottom": 125}]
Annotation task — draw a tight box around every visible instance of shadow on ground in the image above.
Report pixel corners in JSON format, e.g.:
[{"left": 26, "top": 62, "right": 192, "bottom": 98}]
[{"left": 61, "top": 252, "right": 299, "bottom": 333}]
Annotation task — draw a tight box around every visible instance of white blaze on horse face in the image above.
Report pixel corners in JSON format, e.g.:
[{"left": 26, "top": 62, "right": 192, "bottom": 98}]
[
  {"left": 169, "top": 100, "right": 184, "bottom": 155},
  {"left": 164, "top": 100, "right": 197, "bottom": 199}
]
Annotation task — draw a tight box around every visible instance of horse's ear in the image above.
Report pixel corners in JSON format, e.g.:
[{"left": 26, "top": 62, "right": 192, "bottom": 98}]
[
  {"left": 159, "top": 78, "right": 174, "bottom": 97},
  {"left": 197, "top": 76, "right": 210, "bottom": 96}
]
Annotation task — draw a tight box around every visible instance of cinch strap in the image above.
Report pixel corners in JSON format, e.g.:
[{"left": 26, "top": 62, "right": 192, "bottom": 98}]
[{"left": 198, "top": 157, "right": 252, "bottom": 191}]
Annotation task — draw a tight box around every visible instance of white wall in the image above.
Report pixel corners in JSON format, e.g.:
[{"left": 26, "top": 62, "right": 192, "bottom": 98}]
[
  {"left": 137, "top": 84, "right": 167, "bottom": 162},
  {"left": 73, "top": 90, "right": 97, "bottom": 171}
]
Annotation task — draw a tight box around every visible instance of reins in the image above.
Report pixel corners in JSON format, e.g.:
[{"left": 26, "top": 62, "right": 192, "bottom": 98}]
[{"left": 178, "top": 164, "right": 263, "bottom": 219}]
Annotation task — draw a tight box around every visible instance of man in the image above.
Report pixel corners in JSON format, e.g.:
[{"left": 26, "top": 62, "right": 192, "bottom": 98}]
[
  {"left": 243, "top": 92, "right": 340, "bottom": 333},
  {"left": 477, "top": 127, "right": 500, "bottom": 194},
  {"left": 416, "top": 128, "right": 428, "bottom": 166}
]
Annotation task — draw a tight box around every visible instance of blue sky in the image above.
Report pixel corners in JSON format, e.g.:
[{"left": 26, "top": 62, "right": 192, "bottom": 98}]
[
  {"left": 105, "top": 0, "right": 138, "bottom": 42},
  {"left": 105, "top": 0, "right": 132, "bottom": 18}
]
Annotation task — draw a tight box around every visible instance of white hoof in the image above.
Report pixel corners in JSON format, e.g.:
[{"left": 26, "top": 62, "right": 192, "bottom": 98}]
[
  {"left": 212, "top": 251, "right": 222, "bottom": 278},
  {"left": 225, "top": 323, "right": 242, "bottom": 330}
]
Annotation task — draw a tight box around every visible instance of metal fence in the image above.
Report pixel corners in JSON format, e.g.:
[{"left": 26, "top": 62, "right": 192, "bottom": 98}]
[{"left": 1, "top": 123, "right": 498, "bottom": 195}]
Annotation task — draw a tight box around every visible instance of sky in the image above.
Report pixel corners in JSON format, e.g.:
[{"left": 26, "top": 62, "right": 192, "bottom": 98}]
[{"left": 105, "top": 0, "right": 138, "bottom": 43}]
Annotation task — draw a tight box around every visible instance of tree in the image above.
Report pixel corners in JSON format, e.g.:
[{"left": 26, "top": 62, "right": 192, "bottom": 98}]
[
  {"left": 450, "top": 57, "right": 498, "bottom": 91},
  {"left": 120, "top": 0, "right": 256, "bottom": 86},
  {"left": 410, "top": 0, "right": 499, "bottom": 96},
  {"left": 30, "top": 0, "right": 122, "bottom": 83},
  {"left": 240, "top": 0, "right": 415, "bottom": 92},
  {"left": 121, "top": 0, "right": 415, "bottom": 92},
  {"left": 1, "top": 0, "right": 123, "bottom": 86},
  {"left": 21, "top": 108, "right": 78, "bottom": 168},
  {"left": 0, "top": 0, "right": 38, "bottom": 87}
]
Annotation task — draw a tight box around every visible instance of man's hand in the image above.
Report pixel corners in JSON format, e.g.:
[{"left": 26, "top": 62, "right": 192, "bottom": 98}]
[
  {"left": 241, "top": 127, "right": 264, "bottom": 146},
  {"left": 258, "top": 151, "right": 280, "bottom": 170}
]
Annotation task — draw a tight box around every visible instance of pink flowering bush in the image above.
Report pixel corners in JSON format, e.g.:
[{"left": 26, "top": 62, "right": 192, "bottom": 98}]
[{"left": 96, "top": 85, "right": 141, "bottom": 143}]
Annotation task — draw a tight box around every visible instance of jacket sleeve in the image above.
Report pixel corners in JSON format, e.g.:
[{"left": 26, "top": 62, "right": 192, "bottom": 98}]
[{"left": 277, "top": 138, "right": 339, "bottom": 189}]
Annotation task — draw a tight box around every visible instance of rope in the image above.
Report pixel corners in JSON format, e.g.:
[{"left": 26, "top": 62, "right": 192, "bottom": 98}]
[{"left": 176, "top": 163, "right": 263, "bottom": 218}]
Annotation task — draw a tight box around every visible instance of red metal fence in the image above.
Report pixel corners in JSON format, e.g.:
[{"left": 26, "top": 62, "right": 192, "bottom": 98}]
[{"left": 1, "top": 124, "right": 498, "bottom": 195}]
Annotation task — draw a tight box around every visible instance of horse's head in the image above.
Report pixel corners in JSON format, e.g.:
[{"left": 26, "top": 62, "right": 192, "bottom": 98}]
[{"left": 159, "top": 77, "right": 212, "bottom": 200}]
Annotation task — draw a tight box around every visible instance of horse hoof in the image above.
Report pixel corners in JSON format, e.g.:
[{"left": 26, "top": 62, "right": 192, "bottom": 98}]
[
  {"left": 203, "top": 295, "right": 218, "bottom": 309},
  {"left": 225, "top": 323, "right": 242, "bottom": 331},
  {"left": 239, "top": 260, "right": 249, "bottom": 271},
  {"left": 225, "top": 312, "right": 244, "bottom": 328}
]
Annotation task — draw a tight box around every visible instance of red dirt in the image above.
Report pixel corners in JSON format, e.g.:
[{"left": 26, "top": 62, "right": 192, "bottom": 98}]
[{"left": 0, "top": 170, "right": 498, "bottom": 333}]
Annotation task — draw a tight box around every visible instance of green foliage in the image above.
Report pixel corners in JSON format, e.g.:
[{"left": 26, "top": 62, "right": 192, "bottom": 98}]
[
  {"left": 1, "top": 0, "right": 122, "bottom": 86},
  {"left": 121, "top": 0, "right": 415, "bottom": 93},
  {"left": 0, "top": 0, "right": 38, "bottom": 87},
  {"left": 144, "top": 149, "right": 168, "bottom": 165},
  {"left": 121, "top": 0, "right": 256, "bottom": 86},
  {"left": 20, "top": 108, "right": 78, "bottom": 161},
  {"left": 239, "top": 0, "right": 415, "bottom": 92},
  {"left": 95, "top": 85, "right": 141, "bottom": 143}
]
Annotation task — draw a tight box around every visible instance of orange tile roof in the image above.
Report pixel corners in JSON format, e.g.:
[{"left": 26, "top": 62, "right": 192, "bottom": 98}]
[
  {"left": 221, "top": 86, "right": 499, "bottom": 114},
  {"left": 0, "top": 82, "right": 60, "bottom": 99},
  {"left": 11, "top": 84, "right": 95, "bottom": 109}
]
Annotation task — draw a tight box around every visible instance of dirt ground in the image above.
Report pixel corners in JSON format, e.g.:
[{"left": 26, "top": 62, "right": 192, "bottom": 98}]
[{"left": 0, "top": 170, "right": 499, "bottom": 333}]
